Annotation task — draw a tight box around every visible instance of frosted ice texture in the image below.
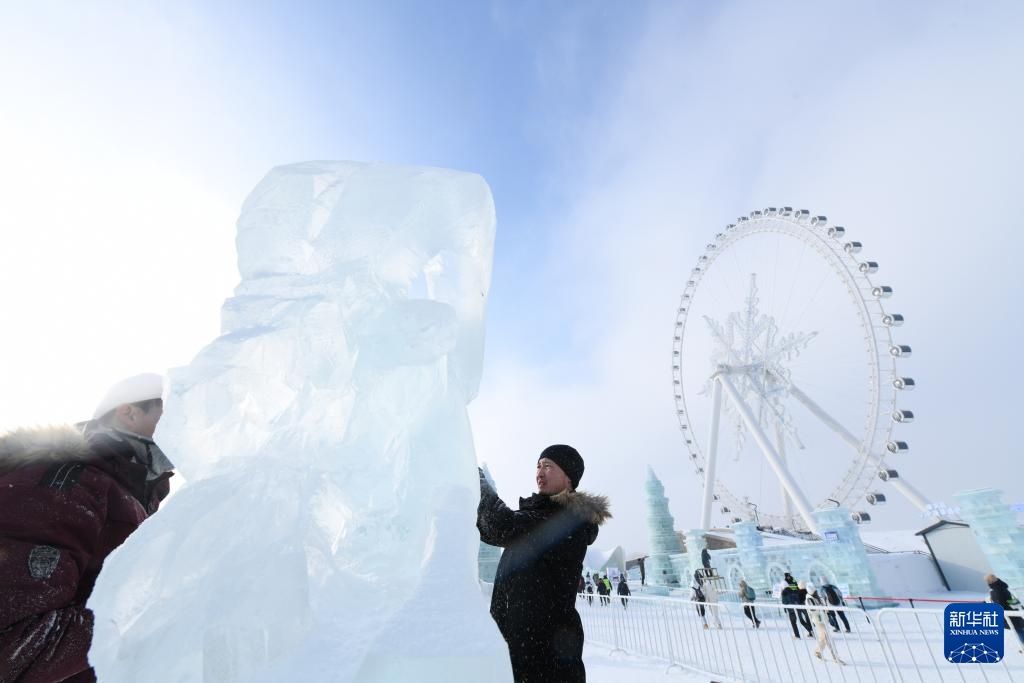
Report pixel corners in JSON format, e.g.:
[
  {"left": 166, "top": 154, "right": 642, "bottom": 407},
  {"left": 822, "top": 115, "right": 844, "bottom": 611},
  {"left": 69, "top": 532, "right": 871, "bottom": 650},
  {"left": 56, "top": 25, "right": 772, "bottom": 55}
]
[
  {"left": 955, "top": 488, "right": 1024, "bottom": 595},
  {"left": 811, "top": 507, "right": 885, "bottom": 600},
  {"left": 87, "top": 161, "right": 512, "bottom": 681},
  {"left": 684, "top": 529, "right": 707, "bottom": 585},
  {"left": 731, "top": 521, "right": 770, "bottom": 592}
]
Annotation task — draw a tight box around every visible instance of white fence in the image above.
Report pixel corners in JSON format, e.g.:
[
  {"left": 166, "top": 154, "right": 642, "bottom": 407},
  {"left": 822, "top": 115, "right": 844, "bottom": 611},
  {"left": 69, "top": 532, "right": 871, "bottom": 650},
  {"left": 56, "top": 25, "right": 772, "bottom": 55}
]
[{"left": 578, "top": 593, "right": 1024, "bottom": 682}]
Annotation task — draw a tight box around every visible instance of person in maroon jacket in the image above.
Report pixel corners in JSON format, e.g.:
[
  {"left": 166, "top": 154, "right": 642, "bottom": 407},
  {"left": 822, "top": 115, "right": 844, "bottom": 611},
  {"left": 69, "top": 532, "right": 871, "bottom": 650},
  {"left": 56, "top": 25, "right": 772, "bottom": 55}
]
[{"left": 0, "top": 373, "right": 174, "bottom": 683}]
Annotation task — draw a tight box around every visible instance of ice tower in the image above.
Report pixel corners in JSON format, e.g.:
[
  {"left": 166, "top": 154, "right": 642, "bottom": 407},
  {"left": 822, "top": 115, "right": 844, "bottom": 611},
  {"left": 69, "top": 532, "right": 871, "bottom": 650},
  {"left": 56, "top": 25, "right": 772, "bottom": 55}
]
[
  {"left": 645, "top": 466, "right": 683, "bottom": 587},
  {"left": 955, "top": 488, "right": 1024, "bottom": 594},
  {"left": 87, "top": 161, "right": 512, "bottom": 682},
  {"left": 812, "top": 507, "right": 885, "bottom": 600}
]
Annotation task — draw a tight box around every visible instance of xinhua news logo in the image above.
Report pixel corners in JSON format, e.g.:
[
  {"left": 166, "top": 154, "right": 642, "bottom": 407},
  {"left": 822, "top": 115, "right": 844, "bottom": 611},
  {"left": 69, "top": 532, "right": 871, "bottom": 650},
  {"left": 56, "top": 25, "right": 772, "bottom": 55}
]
[{"left": 944, "top": 603, "right": 1004, "bottom": 664}]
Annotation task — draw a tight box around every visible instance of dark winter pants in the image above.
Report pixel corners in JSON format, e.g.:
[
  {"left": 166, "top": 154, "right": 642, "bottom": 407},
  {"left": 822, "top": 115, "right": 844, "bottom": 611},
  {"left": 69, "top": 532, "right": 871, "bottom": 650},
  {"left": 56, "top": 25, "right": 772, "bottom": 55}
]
[
  {"left": 827, "top": 607, "right": 851, "bottom": 632},
  {"left": 743, "top": 604, "right": 759, "bottom": 626},
  {"left": 788, "top": 608, "right": 813, "bottom": 637},
  {"left": 0, "top": 606, "right": 96, "bottom": 683},
  {"left": 497, "top": 610, "right": 586, "bottom": 683}
]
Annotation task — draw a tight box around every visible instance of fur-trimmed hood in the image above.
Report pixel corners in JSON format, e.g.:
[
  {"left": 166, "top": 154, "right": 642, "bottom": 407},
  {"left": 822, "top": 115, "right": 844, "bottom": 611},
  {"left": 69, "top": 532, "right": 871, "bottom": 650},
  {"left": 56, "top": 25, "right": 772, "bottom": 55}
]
[
  {"left": 0, "top": 425, "right": 92, "bottom": 473},
  {"left": 550, "top": 489, "right": 612, "bottom": 526}
]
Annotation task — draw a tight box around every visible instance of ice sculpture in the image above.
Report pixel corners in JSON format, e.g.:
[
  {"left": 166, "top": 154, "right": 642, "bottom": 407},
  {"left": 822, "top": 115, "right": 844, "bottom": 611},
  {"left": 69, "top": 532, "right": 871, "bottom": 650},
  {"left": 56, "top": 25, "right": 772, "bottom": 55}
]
[
  {"left": 478, "top": 464, "right": 501, "bottom": 582},
  {"left": 955, "top": 488, "right": 1024, "bottom": 594},
  {"left": 731, "top": 521, "right": 770, "bottom": 593},
  {"left": 684, "top": 529, "right": 708, "bottom": 586},
  {"left": 645, "top": 466, "right": 683, "bottom": 587},
  {"left": 88, "top": 161, "right": 512, "bottom": 681},
  {"left": 811, "top": 507, "right": 885, "bottom": 601}
]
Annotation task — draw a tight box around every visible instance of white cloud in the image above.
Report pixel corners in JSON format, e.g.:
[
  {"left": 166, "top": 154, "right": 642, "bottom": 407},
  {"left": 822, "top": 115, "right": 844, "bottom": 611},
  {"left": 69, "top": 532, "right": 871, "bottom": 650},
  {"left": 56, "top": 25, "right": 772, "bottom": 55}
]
[{"left": 471, "top": 1, "right": 1024, "bottom": 555}]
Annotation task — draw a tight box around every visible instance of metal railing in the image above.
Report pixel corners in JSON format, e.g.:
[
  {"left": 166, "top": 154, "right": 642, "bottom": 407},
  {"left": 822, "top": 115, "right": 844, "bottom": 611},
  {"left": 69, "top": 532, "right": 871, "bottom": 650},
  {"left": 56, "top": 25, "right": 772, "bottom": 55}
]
[{"left": 578, "top": 593, "right": 1024, "bottom": 682}]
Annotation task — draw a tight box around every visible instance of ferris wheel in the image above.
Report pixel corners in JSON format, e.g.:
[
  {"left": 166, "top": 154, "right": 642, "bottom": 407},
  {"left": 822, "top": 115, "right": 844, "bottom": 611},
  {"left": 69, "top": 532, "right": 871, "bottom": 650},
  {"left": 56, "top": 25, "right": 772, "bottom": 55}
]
[{"left": 671, "top": 208, "right": 933, "bottom": 534}]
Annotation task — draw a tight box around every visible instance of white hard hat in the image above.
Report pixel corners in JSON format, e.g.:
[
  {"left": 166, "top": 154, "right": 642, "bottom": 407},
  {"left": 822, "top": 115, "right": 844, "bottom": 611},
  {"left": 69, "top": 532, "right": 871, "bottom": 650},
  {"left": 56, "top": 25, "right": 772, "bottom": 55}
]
[{"left": 92, "top": 373, "right": 164, "bottom": 419}]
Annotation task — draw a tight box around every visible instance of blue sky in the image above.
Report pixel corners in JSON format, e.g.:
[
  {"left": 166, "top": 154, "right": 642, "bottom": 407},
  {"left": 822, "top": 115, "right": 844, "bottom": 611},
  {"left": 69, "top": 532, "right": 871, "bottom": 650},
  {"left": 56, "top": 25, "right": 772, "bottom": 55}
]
[{"left": 2, "top": 1, "right": 1022, "bottom": 554}]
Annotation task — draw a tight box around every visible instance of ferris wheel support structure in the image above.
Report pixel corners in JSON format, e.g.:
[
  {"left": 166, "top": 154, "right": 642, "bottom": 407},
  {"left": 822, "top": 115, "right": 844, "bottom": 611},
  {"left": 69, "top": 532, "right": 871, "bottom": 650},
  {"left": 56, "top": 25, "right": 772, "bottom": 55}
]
[
  {"left": 704, "top": 370, "right": 822, "bottom": 535},
  {"left": 787, "top": 382, "right": 932, "bottom": 515},
  {"left": 700, "top": 379, "right": 724, "bottom": 530},
  {"left": 774, "top": 422, "right": 797, "bottom": 531},
  {"left": 880, "top": 469, "right": 932, "bottom": 513}
]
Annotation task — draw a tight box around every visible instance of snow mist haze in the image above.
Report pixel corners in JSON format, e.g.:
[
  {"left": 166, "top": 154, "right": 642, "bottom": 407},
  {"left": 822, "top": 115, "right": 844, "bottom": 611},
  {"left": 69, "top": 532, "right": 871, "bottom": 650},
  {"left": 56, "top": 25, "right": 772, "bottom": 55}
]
[{"left": 1, "top": 2, "right": 1021, "bottom": 558}]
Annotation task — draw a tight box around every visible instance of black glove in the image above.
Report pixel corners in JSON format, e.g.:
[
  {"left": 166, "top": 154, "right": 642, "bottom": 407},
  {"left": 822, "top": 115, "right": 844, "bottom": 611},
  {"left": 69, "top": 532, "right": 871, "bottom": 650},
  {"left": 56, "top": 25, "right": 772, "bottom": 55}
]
[{"left": 479, "top": 467, "right": 496, "bottom": 497}]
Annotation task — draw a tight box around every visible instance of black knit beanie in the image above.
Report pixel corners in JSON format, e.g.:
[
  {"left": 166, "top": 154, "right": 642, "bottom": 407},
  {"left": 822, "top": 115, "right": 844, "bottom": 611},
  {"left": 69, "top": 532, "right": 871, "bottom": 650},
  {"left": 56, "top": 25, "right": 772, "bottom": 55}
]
[{"left": 538, "top": 444, "right": 584, "bottom": 490}]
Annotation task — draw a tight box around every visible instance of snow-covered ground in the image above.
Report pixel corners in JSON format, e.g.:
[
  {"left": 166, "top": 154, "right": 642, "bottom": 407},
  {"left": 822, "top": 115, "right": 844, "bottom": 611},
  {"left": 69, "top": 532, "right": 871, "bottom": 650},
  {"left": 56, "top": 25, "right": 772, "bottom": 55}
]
[
  {"left": 585, "top": 644, "right": 705, "bottom": 682},
  {"left": 580, "top": 594, "right": 1024, "bottom": 683}
]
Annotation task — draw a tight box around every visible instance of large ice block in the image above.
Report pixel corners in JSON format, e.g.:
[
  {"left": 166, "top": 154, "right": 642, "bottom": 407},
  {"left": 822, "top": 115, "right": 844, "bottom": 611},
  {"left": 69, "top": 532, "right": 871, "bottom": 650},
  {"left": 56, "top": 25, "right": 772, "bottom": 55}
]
[
  {"left": 731, "top": 521, "right": 770, "bottom": 593},
  {"left": 87, "top": 161, "right": 512, "bottom": 681},
  {"left": 955, "top": 488, "right": 1024, "bottom": 595},
  {"left": 812, "top": 507, "right": 886, "bottom": 601}
]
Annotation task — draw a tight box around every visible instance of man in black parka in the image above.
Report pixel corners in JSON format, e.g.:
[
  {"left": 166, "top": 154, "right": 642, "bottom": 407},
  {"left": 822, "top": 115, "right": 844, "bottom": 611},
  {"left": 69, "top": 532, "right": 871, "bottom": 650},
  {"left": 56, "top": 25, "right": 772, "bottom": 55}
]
[{"left": 477, "top": 445, "right": 611, "bottom": 682}]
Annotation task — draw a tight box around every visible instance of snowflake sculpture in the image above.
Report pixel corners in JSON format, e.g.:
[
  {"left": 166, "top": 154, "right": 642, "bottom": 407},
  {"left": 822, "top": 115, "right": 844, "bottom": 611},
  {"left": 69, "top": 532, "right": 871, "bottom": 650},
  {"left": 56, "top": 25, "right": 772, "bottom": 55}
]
[{"left": 701, "top": 274, "right": 817, "bottom": 460}]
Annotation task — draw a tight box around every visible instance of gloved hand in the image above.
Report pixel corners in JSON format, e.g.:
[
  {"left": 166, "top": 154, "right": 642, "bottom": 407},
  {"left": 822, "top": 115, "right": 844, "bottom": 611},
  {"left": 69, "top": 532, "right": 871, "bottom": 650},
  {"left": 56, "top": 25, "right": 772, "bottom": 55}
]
[{"left": 478, "top": 467, "right": 495, "bottom": 496}]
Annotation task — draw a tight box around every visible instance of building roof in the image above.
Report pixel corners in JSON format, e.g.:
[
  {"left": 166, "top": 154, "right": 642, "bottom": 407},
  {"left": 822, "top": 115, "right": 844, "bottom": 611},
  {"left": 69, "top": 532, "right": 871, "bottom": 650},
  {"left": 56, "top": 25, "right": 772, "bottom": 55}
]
[
  {"left": 915, "top": 520, "right": 970, "bottom": 536},
  {"left": 585, "top": 545, "right": 625, "bottom": 572}
]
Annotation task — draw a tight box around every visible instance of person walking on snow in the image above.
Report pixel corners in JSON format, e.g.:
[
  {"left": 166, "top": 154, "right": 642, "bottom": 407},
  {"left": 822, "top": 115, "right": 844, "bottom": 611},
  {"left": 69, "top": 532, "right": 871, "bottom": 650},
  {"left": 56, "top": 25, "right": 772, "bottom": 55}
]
[
  {"left": 987, "top": 574, "right": 1024, "bottom": 652},
  {"left": 617, "top": 575, "right": 631, "bottom": 608},
  {"left": 739, "top": 579, "right": 761, "bottom": 628},
  {"left": 805, "top": 582, "right": 846, "bottom": 664},
  {"left": 0, "top": 374, "right": 174, "bottom": 683},
  {"left": 694, "top": 573, "right": 722, "bottom": 628},
  {"left": 595, "top": 574, "right": 609, "bottom": 605},
  {"left": 821, "top": 582, "right": 851, "bottom": 633},
  {"left": 691, "top": 582, "right": 709, "bottom": 628},
  {"left": 782, "top": 575, "right": 813, "bottom": 638},
  {"left": 478, "top": 444, "right": 611, "bottom": 683}
]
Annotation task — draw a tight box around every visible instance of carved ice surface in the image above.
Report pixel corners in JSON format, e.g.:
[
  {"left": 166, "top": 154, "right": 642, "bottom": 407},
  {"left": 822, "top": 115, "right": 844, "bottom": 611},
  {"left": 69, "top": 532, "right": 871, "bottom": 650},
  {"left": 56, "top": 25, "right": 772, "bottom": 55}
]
[
  {"left": 955, "top": 488, "right": 1024, "bottom": 595},
  {"left": 87, "top": 161, "right": 512, "bottom": 681}
]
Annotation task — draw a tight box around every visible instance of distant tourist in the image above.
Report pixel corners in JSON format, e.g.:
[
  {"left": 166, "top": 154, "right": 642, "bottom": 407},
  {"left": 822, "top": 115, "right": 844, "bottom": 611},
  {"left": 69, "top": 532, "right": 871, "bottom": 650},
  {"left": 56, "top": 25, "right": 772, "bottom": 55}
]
[
  {"left": 596, "top": 574, "right": 610, "bottom": 605},
  {"left": 821, "top": 582, "right": 851, "bottom": 633},
  {"left": 805, "top": 582, "right": 846, "bottom": 664},
  {"left": 691, "top": 582, "right": 709, "bottom": 628},
  {"left": 987, "top": 574, "right": 1024, "bottom": 653},
  {"left": 738, "top": 579, "right": 761, "bottom": 628},
  {"left": 700, "top": 573, "right": 724, "bottom": 626},
  {"left": 617, "top": 575, "right": 631, "bottom": 608},
  {"left": 477, "top": 445, "right": 611, "bottom": 682},
  {"left": 781, "top": 575, "right": 813, "bottom": 638}
]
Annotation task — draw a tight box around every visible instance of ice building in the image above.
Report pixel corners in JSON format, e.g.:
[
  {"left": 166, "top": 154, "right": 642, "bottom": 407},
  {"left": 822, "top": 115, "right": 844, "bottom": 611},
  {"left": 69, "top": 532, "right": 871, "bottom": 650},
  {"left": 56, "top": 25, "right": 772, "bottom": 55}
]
[
  {"left": 88, "top": 161, "right": 512, "bottom": 682},
  {"left": 645, "top": 466, "right": 683, "bottom": 587},
  {"left": 955, "top": 488, "right": 1024, "bottom": 593}
]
